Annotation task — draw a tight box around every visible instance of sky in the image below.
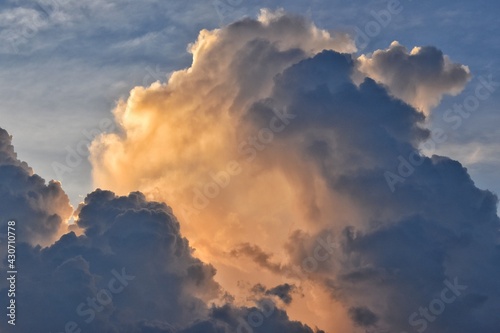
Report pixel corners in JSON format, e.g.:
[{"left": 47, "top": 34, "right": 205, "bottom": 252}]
[{"left": 0, "top": 1, "right": 499, "bottom": 333}]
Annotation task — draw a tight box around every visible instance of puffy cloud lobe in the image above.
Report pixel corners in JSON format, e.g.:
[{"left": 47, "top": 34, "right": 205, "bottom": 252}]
[
  {"left": 356, "top": 41, "right": 471, "bottom": 113},
  {"left": 191, "top": 302, "right": 320, "bottom": 333},
  {"left": 137, "top": 302, "right": 322, "bottom": 333},
  {"left": 0, "top": 189, "right": 318, "bottom": 333},
  {"left": 0, "top": 127, "right": 72, "bottom": 247}
]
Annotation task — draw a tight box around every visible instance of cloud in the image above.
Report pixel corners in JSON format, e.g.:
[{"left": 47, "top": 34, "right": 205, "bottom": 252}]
[
  {"left": 252, "top": 42, "right": 500, "bottom": 333},
  {"left": 86, "top": 10, "right": 498, "bottom": 333},
  {"left": 265, "top": 283, "right": 296, "bottom": 305},
  {"left": 230, "top": 243, "right": 284, "bottom": 274},
  {"left": 90, "top": 14, "right": 358, "bottom": 330},
  {"left": 250, "top": 283, "right": 297, "bottom": 305},
  {"left": 244, "top": 39, "right": 499, "bottom": 331},
  {"left": 0, "top": 127, "right": 72, "bottom": 247},
  {"left": 0, "top": 188, "right": 320, "bottom": 333},
  {"left": 356, "top": 41, "right": 471, "bottom": 113},
  {"left": 347, "top": 306, "right": 379, "bottom": 327}
]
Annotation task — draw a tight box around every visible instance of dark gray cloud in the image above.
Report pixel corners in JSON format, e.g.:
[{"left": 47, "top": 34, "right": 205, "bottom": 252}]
[
  {"left": 250, "top": 283, "right": 298, "bottom": 305},
  {"left": 347, "top": 306, "right": 379, "bottom": 327},
  {"left": 265, "top": 284, "right": 296, "bottom": 305},
  {"left": 243, "top": 49, "right": 500, "bottom": 332},
  {"left": 0, "top": 187, "right": 319, "bottom": 333},
  {"left": 1, "top": 189, "right": 215, "bottom": 332},
  {"left": 0, "top": 127, "right": 72, "bottom": 247}
]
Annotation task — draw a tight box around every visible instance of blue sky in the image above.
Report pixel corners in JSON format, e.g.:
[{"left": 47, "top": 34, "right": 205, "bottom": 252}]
[{"left": 1, "top": 0, "right": 499, "bottom": 208}]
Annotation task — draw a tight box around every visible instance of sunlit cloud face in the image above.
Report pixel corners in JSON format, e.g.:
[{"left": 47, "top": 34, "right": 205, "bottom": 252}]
[
  {"left": 89, "top": 9, "right": 500, "bottom": 333},
  {"left": 92, "top": 8, "right": 355, "bottom": 272},
  {"left": 355, "top": 41, "right": 471, "bottom": 114},
  {"left": 89, "top": 11, "right": 361, "bottom": 330}
]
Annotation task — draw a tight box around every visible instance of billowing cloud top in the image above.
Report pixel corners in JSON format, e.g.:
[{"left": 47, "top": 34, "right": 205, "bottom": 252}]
[{"left": 356, "top": 41, "right": 471, "bottom": 113}]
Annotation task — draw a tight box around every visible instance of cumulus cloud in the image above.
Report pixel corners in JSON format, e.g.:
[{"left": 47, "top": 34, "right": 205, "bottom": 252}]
[
  {"left": 81, "top": 9, "right": 496, "bottom": 333},
  {"left": 90, "top": 13, "right": 358, "bottom": 329},
  {"left": 356, "top": 41, "right": 471, "bottom": 113},
  {"left": 0, "top": 127, "right": 72, "bottom": 247},
  {"left": 242, "top": 42, "right": 499, "bottom": 332},
  {"left": 0, "top": 188, "right": 319, "bottom": 333}
]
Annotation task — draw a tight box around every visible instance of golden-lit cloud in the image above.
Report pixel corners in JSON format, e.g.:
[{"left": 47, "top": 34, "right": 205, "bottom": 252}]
[
  {"left": 89, "top": 10, "right": 492, "bottom": 333},
  {"left": 355, "top": 41, "right": 471, "bottom": 114},
  {"left": 90, "top": 10, "right": 359, "bottom": 330},
  {"left": 90, "top": 10, "right": 358, "bottom": 259}
]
